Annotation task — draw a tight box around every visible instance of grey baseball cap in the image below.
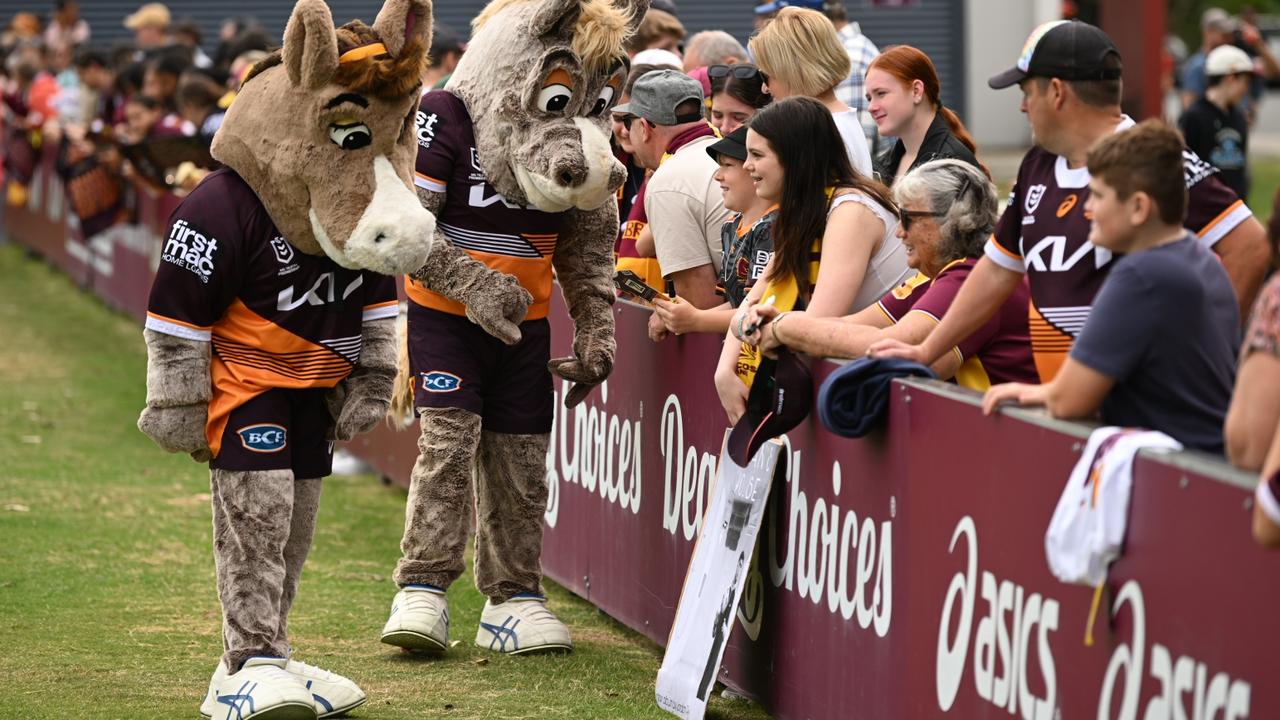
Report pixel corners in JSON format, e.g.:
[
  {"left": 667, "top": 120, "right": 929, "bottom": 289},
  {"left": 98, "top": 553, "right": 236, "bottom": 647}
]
[{"left": 612, "top": 69, "right": 705, "bottom": 126}]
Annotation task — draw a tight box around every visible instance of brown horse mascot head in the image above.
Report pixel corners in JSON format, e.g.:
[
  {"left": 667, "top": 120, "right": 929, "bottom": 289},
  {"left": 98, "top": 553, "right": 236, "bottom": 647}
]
[{"left": 212, "top": 0, "right": 437, "bottom": 275}]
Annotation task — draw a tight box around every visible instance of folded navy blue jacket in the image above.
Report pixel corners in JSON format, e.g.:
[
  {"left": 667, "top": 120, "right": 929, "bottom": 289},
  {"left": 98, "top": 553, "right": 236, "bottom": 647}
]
[{"left": 817, "top": 357, "right": 936, "bottom": 438}]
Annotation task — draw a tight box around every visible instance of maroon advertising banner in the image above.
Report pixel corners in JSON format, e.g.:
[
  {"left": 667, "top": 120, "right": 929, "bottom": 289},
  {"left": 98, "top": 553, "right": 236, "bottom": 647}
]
[{"left": 7, "top": 161, "right": 1275, "bottom": 719}]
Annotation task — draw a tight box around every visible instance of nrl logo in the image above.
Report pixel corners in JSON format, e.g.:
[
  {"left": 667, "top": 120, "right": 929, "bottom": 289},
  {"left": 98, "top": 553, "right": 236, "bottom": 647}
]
[{"left": 1024, "top": 184, "right": 1047, "bottom": 214}]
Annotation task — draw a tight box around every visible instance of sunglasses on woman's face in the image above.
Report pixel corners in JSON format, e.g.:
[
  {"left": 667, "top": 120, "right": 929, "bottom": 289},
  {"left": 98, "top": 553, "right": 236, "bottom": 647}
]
[
  {"left": 898, "top": 208, "right": 943, "bottom": 232},
  {"left": 612, "top": 114, "right": 638, "bottom": 130},
  {"left": 707, "top": 64, "right": 762, "bottom": 81}
]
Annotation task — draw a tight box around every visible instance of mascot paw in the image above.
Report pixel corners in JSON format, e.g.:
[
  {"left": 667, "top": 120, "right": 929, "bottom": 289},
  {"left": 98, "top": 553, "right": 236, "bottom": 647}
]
[
  {"left": 326, "top": 382, "right": 389, "bottom": 441},
  {"left": 464, "top": 274, "right": 534, "bottom": 346},
  {"left": 137, "top": 404, "right": 211, "bottom": 457},
  {"left": 548, "top": 352, "right": 614, "bottom": 408}
]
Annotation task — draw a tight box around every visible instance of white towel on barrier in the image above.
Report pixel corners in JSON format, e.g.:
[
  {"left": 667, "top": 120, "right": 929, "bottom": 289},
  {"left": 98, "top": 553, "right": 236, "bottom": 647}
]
[{"left": 1045, "top": 427, "right": 1183, "bottom": 586}]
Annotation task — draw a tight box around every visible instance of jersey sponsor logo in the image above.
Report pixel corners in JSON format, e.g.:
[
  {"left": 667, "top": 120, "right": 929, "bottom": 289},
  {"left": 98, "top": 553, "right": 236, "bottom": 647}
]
[
  {"left": 277, "top": 272, "right": 364, "bottom": 311},
  {"left": 420, "top": 371, "right": 462, "bottom": 393},
  {"left": 751, "top": 250, "right": 771, "bottom": 279},
  {"left": 237, "top": 423, "right": 287, "bottom": 453},
  {"left": 1024, "top": 184, "right": 1047, "bottom": 214},
  {"left": 471, "top": 147, "right": 483, "bottom": 172},
  {"left": 1056, "top": 194, "right": 1078, "bottom": 217},
  {"left": 163, "top": 219, "right": 219, "bottom": 283},
  {"left": 1183, "top": 149, "right": 1217, "bottom": 188},
  {"left": 469, "top": 183, "right": 525, "bottom": 210},
  {"left": 270, "top": 236, "right": 295, "bottom": 264},
  {"left": 416, "top": 110, "right": 441, "bottom": 150},
  {"left": 1023, "top": 234, "right": 1113, "bottom": 273}
]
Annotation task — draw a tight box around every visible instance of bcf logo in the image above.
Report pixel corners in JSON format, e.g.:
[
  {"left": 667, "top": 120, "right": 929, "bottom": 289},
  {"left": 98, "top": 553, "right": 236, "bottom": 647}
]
[
  {"left": 237, "top": 423, "right": 287, "bottom": 453},
  {"left": 420, "top": 371, "right": 462, "bottom": 393}
]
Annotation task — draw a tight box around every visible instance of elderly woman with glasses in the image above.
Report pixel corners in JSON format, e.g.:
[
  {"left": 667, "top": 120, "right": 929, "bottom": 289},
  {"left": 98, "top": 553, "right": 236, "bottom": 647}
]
[{"left": 747, "top": 159, "right": 1038, "bottom": 390}]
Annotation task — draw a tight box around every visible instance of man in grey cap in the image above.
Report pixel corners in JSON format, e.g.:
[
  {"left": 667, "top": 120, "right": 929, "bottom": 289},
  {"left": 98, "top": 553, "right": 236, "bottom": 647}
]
[{"left": 615, "top": 69, "right": 728, "bottom": 339}]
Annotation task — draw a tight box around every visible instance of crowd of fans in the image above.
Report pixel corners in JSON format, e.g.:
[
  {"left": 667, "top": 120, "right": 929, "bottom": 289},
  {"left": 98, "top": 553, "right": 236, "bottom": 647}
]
[{"left": 5, "top": 0, "right": 1280, "bottom": 545}]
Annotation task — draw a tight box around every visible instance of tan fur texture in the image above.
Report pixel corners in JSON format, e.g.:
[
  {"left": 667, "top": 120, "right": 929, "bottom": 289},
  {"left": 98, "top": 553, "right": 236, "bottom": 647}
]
[
  {"left": 137, "top": 329, "right": 212, "bottom": 459},
  {"left": 547, "top": 203, "right": 618, "bottom": 407},
  {"left": 211, "top": 468, "right": 320, "bottom": 672},
  {"left": 446, "top": 0, "right": 645, "bottom": 211},
  {"left": 394, "top": 407, "right": 483, "bottom": 589},
  {"left": 214, "top": 0, "right": 434, "bottom": 275},
  {"left": 473, "top": 431, "right": 551, "bottom": 601},
  {"left": 408, "top": 187, "right": 533, "bottom": 346},
  {"left": 325, "top": 317, "right": 398, "bottom": 441}
]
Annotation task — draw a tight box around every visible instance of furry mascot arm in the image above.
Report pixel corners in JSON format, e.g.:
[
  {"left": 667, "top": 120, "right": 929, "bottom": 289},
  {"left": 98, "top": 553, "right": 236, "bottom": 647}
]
[
  {"left": 549, "top": 202, "right": 618, "bottom": 408},
  {"left": 326, "top": 316, "right": 398, "bottom": 440},
  {"left": 137, "top": 330, "right": 213, "bottom": 462},
  {"left": 410, "top": 187, "right": 533, "bottom": 345}
]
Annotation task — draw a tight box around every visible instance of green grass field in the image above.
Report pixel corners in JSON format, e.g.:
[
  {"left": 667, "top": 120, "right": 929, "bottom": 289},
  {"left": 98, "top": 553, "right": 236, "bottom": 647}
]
[{"left": 0, "top": 244, "right": 770, "bottom": 720}]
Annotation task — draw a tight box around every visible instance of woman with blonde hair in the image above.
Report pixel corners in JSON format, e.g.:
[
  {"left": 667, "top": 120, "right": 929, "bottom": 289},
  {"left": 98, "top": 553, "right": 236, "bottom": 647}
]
[
  {"left": 747, "top": 6, "right": 872, "bottom": 177},
  {"left": 865, "top": 45, "right": 987, "bottom": 186}
]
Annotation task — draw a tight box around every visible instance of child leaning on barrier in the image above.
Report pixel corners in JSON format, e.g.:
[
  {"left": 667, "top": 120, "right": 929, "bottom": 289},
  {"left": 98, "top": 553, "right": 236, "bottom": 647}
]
[{"left": 981, "top": 119, "right": 1239, "bottom": 453}]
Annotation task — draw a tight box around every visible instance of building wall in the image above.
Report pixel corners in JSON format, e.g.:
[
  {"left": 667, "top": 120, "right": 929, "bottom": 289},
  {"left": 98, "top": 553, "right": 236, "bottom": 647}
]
[{"left": 963, "top": 0, "right": 1057, "bottom": 149}]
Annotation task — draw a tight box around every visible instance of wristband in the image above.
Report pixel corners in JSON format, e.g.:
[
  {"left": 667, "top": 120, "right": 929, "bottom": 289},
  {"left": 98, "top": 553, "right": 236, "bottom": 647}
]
[
  {"left": 733, "top": 310, "right": 748, "bottom": 342},
  {"left": 771, "top": 311, "right": 792, "bottom": 345}
]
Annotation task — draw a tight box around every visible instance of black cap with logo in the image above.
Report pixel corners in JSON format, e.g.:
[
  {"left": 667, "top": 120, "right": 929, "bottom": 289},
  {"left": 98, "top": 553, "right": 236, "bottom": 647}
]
[{"left": 988, "top": 20, "right": 1123, "bottom": 90}]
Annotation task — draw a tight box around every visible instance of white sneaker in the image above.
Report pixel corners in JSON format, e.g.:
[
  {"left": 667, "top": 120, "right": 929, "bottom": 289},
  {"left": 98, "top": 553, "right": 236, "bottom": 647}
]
[
  {"left": 285, "top": 658, "right": 367, "bottom": 718},
  {"left": 380, "top": 585, "right": 449, "bottom": 652},
  {"left": 207, "top": 656, "right": 316, "bottom": 720},
  {"left": 475, "top": 595, "right": 573, "bottom": 655},
  {"left": 202, "top": 658, "right": 364, "bottom": 719}
]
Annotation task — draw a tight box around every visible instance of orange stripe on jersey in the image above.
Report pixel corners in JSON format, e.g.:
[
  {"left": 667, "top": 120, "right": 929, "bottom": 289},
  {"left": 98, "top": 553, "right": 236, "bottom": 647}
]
[
  {"left": 990, "top": 234, "right": 1023, "bottom": 261},
  {"left": 364, "top": 299, "right": 398, "bottom": 311},
  {"left": 204, "top": 300, "right": 355, "bottom": 456},
  {"left": 1196, "top": 199, "right": 1245, "bottom": 238},
  {"left": 415, "top": 171, "right": 446, "bottom": 186},
  {"left": 146, "top": 311, "right": 211, "bottom": 331},
  {"left": 522, "top": 233, "right": 559, "bottom": 257},
  {"left": 406, "top": 250, "right": 555, "bottom": 320},
  {"left": 1028, "top": 305, "right": 1072, "bottom": 383}
]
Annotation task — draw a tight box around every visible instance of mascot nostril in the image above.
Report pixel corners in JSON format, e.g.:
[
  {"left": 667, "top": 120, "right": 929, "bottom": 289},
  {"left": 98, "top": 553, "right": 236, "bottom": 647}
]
[
  {"left": 558, "top": 169, "right": 576, "bottom": 186},
  {"left": 138, "top": 0, "right": 435, "bottom": 714}
]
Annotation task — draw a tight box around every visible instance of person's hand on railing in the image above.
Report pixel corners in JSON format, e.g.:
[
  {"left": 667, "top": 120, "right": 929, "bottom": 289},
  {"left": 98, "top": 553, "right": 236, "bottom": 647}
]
[{"left": 867, "top": 337, "right": 929, "bottom": 364}]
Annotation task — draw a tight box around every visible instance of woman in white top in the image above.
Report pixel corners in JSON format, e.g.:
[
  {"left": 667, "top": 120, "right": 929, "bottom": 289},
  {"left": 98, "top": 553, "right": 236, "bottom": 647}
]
[
  {"left": 748, "top": 6, "right": 873, "bottom": 177},
  {"left": 713, "top": 96, "right": 911, "bottom": 422}
]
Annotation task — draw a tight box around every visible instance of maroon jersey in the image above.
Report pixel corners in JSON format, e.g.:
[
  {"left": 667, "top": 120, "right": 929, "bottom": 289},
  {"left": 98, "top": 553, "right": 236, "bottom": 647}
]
[
  {"left": 408, "top": 90, "right": 565, "bottom": 320},
  {"left": 985, "top": 116, "right": 1250, "bottom": 382},
  {"left": 878, "top": 259, "right": 1037, "bottom": 389},
  {"left": 144, "top": 168, "right": 398, "bottom": 456}
]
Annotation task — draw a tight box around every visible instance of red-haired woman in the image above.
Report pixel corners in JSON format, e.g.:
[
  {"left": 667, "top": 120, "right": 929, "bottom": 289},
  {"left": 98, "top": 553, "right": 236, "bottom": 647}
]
[{"left": 865, "top": 45, "right": 988, "bottom": 186}]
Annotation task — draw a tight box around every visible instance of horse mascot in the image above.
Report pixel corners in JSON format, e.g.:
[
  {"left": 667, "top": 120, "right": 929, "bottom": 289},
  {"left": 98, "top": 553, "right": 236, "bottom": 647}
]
[
  {"left": 136, "top": 0, "right": 435, "bottom": 717},
  {"left": 380, "top": 0, "right": 646, "bottom": 655}
]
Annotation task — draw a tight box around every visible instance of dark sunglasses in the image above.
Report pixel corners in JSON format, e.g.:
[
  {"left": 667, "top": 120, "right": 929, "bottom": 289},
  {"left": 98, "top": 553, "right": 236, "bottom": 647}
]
[
  {"left": 898, "top": 208, "right": 943, "bottom": 232},
  {"left": 707, "top": 64, "right": 762, "bottom": 81},
  {"left": 612, "top": 113, "right": 638, "bottom": 130}
]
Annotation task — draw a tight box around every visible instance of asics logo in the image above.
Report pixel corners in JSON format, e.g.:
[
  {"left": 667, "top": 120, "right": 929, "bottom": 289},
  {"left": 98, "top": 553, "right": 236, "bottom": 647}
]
[
  {"left": 217, "top": 681, "right": 258, "bottom": 720},
  {"left": 480, "top": 617, "right": 522, "bottom": 652}
]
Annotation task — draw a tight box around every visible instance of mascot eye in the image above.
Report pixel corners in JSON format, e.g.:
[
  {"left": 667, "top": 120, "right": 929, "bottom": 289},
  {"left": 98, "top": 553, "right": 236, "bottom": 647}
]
[
  {"left": 329, "top": 122, "right": 372, "bottom": 150},
  {"left": 537, "top": 84, "right": 574, "bottom": 114},
  {"left": 591, "top": 86, "right": 616, "bottom": 116}
]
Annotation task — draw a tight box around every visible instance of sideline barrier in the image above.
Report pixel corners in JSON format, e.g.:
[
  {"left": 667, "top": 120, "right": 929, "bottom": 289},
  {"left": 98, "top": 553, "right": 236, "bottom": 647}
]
[{"left": 6, "top": 155, "right": 1276, "bottom": 719}]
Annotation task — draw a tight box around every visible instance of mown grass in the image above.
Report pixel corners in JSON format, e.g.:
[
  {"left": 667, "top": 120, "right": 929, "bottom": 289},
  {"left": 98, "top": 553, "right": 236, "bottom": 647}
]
[{"left": 0, "top": 244, "right": 769, "bottom": 720}]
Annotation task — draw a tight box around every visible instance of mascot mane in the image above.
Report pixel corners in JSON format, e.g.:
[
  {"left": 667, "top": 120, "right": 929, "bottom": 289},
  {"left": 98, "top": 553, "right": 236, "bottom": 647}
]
[
  {"left": 473, "top": 0, "right": 632, "bottom": 74},
  {"left": 245, "top": 21, "right": 427, "bottom": 100}
]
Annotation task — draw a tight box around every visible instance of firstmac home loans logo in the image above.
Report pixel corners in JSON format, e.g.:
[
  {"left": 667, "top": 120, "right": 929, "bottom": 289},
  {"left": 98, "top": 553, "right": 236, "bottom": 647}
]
[{"left": 163, "top": 219, "right": 219, "bottom": 283}]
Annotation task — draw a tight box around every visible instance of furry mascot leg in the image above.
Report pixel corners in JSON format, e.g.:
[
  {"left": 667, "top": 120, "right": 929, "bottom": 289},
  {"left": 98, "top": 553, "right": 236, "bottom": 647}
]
[
  {"left": 380, "top": 407, "right": 481, "bottom": 651},
  {"left": 472, "top": 431, "right": 572, "bottom": 654}
]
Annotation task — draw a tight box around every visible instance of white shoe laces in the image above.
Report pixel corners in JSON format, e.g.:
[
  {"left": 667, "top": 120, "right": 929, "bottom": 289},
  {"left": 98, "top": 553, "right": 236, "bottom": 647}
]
[{"left": 287, "top": 659, "right": 338, "bottom": 682}]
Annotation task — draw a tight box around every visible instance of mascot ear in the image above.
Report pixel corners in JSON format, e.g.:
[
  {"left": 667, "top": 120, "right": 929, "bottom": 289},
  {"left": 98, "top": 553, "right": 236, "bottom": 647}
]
[
  {"left": 373, "top": 0, "right": 433, "bottom": 58},
  {"left": 618, "top": 0, "right": 649, "bottom": 34},
  {"left": 283, "top": 0, "right": 340, "bottom": 89},
  {"left": 529, "top": 0, "right": 585, "bottom": 40}
]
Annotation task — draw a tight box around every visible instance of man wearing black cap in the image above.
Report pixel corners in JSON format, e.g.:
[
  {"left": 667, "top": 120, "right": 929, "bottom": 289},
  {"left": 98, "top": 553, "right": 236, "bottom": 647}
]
[
  {"left": 871, "top": 20, "right": 1269, "bottom": 384},
  {"left": 615, "top": 69, "right": 728, "bottom": 334}
]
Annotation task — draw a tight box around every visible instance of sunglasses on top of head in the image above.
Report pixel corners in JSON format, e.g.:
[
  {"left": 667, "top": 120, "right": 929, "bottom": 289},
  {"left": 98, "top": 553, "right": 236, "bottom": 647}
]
[{"left": 707, "top": 64, "right": 763, "bottom": 81}]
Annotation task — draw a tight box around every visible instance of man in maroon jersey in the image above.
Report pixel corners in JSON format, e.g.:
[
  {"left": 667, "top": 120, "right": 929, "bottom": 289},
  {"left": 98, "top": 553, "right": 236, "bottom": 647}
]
[{"left": 869, "top": 20, "right": 1269, "bottom": 383}]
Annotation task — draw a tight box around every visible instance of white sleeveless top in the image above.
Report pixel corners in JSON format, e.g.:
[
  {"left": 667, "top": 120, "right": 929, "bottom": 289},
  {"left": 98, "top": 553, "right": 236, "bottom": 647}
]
[{"left": 828, "top": 191, "right": 912, "bottom": 313}]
